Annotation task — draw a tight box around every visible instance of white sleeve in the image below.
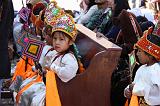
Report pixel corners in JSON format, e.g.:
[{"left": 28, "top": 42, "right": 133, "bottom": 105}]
[
  {"left": 39, "top": 45, "right": 52, "bottom": 65},
  {"left": 77, "top": 5, "right": 98, "bottom": 24},
  {"left": 132, "top": 65, "right": 145, "bottom": 96},
  {"left": 50, "top": 54, "right": 78, "bottom": 82},
  {"left": 144, "top": 64, "right": 160, "bottom": 105}
]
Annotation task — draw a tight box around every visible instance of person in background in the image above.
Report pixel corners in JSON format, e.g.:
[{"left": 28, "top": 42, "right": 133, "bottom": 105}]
[
  {"left": 13, "top": 7, "right": 31, "bottom": 55},
  {"left": 0, "top": 0, "right": 14, "bottom": 79},
  {"left": 113, "top": 0, "right": 130, "bottom": 17},
  {"left": 75, "top": 0, "right": 98, "bottom": 24},
  {"left": 139, "top": 21, "right": 155, "bottom": 32},
  {"left": 85, "top": 0, "right": 113, "bottom": 34},
  {"left": 124, "top": 28, "right": 160, "bottom": 105}
]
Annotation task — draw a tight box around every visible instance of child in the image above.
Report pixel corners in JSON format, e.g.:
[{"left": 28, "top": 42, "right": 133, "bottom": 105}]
[
  {"left": 124, "top": 28, "right": 160, "bottom": 105},
  {"left": 42, "top": 1, "right": 78, "bottom": 82},
  {"left": 16, "top": 2, "right": 79, "bottom": 105}
]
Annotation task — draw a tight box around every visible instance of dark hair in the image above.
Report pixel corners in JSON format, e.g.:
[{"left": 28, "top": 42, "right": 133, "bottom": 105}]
[
  {"left": 140, "top": 21, "right": 155, "bottom": 32},
  {"left": 87, "top": 0, "right": 96, "bottom": 11},
  {"left": 113, "top": 0, "right": 130, "bottom": 17},
  {"left": 51, "top": 31, "right": 72, "bottom": 41},
  {"left": 136, "top": 15, "right": 148, "bottom": 24}
]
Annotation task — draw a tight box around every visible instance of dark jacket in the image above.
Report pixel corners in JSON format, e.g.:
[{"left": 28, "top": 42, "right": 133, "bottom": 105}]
[{"left": 0, "top": 0, "right": 14, "bottom": 79}]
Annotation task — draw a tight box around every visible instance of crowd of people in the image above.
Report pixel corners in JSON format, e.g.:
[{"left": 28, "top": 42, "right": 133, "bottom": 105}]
[{"left": 0, "top": 0, "right": 160, "bottom": 105}]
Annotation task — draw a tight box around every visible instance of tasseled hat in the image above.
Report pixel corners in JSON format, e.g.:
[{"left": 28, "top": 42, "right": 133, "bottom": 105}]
[
  {"left": 45, "top": 1, "right": 77, "bottom": 41},
  {"left": 135, "top": 27, "right": 160, "bottom": 60}
]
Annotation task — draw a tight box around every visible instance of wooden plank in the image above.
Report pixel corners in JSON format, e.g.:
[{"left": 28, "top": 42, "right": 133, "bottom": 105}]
[{"left": 76, "top": 24, "right": 122, "bottom": 50}]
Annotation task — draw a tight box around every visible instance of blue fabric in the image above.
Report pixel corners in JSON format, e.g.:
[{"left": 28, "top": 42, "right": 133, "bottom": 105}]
[
  {"left": 140, "top": 21, "right": 155, "bottom": 32},
  {"left": 105, "top": 25, "right": 120, "bottom": 40}
]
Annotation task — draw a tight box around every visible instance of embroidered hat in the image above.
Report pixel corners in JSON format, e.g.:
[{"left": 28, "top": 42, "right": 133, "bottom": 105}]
[
  {"left": 135, "top": 27, "right": 160, "bottom": 60},
  {"left": 51, "top": 13, "right": 77, "bottom": 41},
  {"left": 30, "top": 2, "right": 46, "bottom": 28},
  {"left": 44, "top": 1, "right": 77, "bottom": 41},
  {"left": 44, "top": 1, "right": 65, "bottom": 26},
  {"left": 19, "top": 7, "right": 31, "bottom": 22}
]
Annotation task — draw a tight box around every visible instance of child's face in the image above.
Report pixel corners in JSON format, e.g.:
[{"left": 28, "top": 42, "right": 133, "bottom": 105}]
[
  {"left": 136, "top": 49, "right": 150, "bottom": 64},
  {"left": 52, "top": 32, "right": 72, "bottom": 53}
]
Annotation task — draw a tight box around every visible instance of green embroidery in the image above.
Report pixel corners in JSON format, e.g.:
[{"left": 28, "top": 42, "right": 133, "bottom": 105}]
[
  {"left": 130, "top": 55, "right": 135, "bottom": 66},
  {"left": 52, "top": 8, "right": 59, "bottom": 16}
]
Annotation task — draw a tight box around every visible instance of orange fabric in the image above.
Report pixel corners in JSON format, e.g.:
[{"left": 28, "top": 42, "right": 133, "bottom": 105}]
[
  {"left": 16, "top": 75, "right": 42, "bottom": 103},
  {"left": 129, "top": 95, "right": 139, "bottom": 106},
  {"left": 46, "top": 70, "right": 61, "bottom": 106},
  {"left": 124, "top": 99, "right": 129, "bottom": 106},
  {"left": 78, "top": 59, "right": 85, "bottom": 73},
  {"left": 12, "top": 56, "right": 35, "bottom": 82}
]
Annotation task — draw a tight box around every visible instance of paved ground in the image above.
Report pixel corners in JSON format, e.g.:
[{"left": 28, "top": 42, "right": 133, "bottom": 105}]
[
  {"left": 0, "top": 56, "right": 18, "bottom": 106},
  {"left": 0, "top": 99, "right": 14, "bottom": 106}
]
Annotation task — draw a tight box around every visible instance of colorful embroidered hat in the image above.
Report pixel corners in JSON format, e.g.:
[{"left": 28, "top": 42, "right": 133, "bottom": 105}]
[
  {"left": 44, "top": 1, "right": 77, "bottom": 41},
  {"left": 51, "top": 14, "right": 77, "bottom": 41},
  {"left": 44, "top": 1, "right": 65, "bottom": 26},
  {"left": 135, "top": 27, "right": 160, "bottom": 60},
  {"left": 19, "top": 7, "right": 31, "bottom": 22}
]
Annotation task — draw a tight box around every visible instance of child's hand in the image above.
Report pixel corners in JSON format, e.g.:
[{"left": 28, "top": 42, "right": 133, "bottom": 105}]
[
  {"left": 124, "top": 83, "right": 135, "bottom": 99},
  {"left": 129, "top": 83, "right": 135, "bottom": 91},
  {"left": 124, "top": 88, "right": 132, "bottom": 99}
]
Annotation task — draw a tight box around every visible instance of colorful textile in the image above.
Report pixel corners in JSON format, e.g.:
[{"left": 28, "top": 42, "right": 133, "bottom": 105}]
[
  {"left": 44, "top": 1, "right": 65, "bottom": 26},
  {"left": 17, "top": 30, "right": 37, "bottom": 48},
  {"left": 51, "top": 14, "right": 77, "bottom": 41},
  {"left": 19, "top": 7, "right": 31, "bottom": 22},
  {"left": 23, "top": 38, "right": 45, "bottom": 62}
]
